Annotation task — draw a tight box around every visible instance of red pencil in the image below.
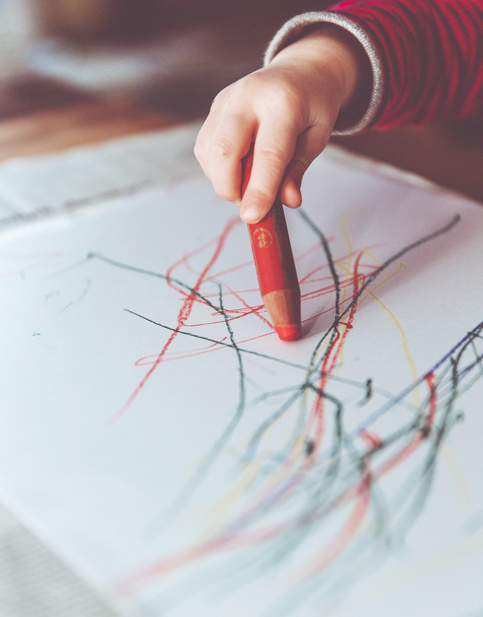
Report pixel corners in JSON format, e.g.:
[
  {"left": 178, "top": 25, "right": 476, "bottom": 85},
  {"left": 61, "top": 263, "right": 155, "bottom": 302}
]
[{"left": 241, "top": 145, "right": 301, "bottom": 341}]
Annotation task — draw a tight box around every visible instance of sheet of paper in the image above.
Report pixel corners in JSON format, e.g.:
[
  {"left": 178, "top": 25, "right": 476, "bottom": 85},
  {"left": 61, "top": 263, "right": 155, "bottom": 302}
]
[
  {"left": 0, "top": 125, "right": 199, "bottom": 227},
  {"left": 1, "top": 133, "right": 483, "bottom": 617}
]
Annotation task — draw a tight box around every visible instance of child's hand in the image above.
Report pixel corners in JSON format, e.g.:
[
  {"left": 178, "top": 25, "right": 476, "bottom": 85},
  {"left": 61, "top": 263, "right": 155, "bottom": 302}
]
[{"left": 195, "top": 25, "right": 369, "bottom": 223}]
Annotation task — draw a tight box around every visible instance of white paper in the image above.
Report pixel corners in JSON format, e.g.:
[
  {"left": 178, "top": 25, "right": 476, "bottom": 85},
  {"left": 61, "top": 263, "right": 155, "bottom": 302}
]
[
  {"left": 0, "top": 125, "right": 199, "bottom": 228},
  {"left": 1, "top": 136, "right": 483, "bottom": 617}
]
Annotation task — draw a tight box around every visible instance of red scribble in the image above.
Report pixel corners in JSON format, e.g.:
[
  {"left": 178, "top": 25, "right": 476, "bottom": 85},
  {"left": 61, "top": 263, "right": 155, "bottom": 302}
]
[
  {"left": 372, "top": 376, "right": 438, "bottom": 481},
  {"left": 110, "top": 227, "right": 422, "bottom": 595},
  {"left": 134, "top": 339, "right": 228, "bottom": 365},
  {"left": 207, "top": 258, "right": 254, "bottom": 281},
  {"left": 424, "top": 372, "right": 437, "bottom": 432},
  {"left": 114, "top": 468, "right": 373, "bottom": 596},
  {"left": 110, "top": 217, "right": 240, "bottom": 423},
  {"left": 182, "top": 281, "right": 273, "bottom": 330},
  {"left": 304, "top": 252, "right": 365, "bottom": 456},
  {"left": 360, "top": 429, "right": 384, "bottom": 449},
  {"left": 300, "top": 469, "right": 372, "bottom": 579}
]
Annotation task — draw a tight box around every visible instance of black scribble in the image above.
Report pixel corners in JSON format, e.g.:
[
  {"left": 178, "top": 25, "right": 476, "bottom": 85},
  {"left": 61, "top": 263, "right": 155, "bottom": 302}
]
[{"left": 91, "top": 211, "right": 481, "bottom": 617}]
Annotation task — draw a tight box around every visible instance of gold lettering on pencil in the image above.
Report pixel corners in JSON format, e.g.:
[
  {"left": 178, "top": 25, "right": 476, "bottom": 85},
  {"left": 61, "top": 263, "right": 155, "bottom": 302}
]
[{"left": 253, "top": 228, "right": 273, "bottom": 248}]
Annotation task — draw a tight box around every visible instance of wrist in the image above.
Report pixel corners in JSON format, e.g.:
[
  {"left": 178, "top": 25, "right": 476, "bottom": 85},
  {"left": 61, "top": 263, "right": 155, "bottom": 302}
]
[{"left": 269, "top": 24, "right": 372, "bottom": 129}]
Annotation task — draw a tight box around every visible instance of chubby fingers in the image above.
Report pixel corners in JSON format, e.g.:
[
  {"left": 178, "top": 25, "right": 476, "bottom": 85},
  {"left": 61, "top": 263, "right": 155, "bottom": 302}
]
[
  {"left": 196, "top": 101, "right": 329, "bottom": 222},
  {"left": 239, "top": 116, "right": 299, "bottom": 223},
  {"left": 197, "top": 111, "right": 301, "bottom": 224},
  {"left": 195, "top": 75, "right": 304, "bottom": 223},
  {"left": 279, "top": 123, "right": 332, "bottom": 209},
  {"left": 195, "top": 89, "right": 254, "bottom": 206}
]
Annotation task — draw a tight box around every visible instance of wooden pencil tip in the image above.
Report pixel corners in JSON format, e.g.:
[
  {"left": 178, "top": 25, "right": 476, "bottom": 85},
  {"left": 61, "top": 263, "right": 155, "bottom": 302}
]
[
  {"left": 275, "top": 323, "right": 301, "bottom": 341},
  {"left": 262, "top": 289, "right": 301, "bottom": 341}
]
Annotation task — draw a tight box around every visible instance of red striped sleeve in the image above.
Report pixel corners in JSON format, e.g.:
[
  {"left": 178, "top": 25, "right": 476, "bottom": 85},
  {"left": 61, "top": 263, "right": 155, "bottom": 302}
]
[{"left": 329, "top": 0, "right": 483, "bottom": 128}]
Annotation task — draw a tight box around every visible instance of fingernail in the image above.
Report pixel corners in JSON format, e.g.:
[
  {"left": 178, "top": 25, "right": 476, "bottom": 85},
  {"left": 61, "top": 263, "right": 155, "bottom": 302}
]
[{"left": 241, "top": 208, "right": 260, "bottom": 224}]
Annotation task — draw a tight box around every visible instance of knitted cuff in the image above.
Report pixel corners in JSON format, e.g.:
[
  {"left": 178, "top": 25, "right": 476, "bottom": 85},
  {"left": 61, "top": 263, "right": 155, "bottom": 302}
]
[{"left": 263, "top": 11, "right": 384, "bottom": 135}]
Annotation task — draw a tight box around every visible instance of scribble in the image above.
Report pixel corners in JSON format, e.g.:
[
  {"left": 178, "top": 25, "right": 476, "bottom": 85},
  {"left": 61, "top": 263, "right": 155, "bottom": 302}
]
[{"left": 68, "top": 207, "right": 483, "bottom": 616}]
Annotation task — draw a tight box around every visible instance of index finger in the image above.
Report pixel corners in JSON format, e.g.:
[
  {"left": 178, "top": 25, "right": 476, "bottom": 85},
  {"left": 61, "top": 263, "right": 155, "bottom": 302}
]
[{"left": 240, "top": 118, "right": 298, "bottom": 224}]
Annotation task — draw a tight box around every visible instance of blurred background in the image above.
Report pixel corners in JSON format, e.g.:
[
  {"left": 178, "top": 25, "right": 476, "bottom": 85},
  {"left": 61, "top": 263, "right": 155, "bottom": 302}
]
[
  {"left": 0, "top": 0, "right": 330, "bottom": 116},
  {"left": 0, "top": 0, "right": 481, "bottom": 201}
]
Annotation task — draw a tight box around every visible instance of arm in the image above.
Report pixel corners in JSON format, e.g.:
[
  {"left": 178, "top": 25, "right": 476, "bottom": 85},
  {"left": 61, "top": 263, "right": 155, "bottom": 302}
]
[
  {"left": 269, "top": 1, "right": 483, "bottom": 131},
  {"left": 195, "top": 24, "right": 371, "bottom": 223},
  {"left": 195, "top": 0, "right": 483, "bottom": 223}
]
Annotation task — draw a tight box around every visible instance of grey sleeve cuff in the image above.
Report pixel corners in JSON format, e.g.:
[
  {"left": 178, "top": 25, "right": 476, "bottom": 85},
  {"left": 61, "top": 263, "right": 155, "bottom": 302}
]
[{"left": 263, "top": 11, "right": 384, "bottom": 135}]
